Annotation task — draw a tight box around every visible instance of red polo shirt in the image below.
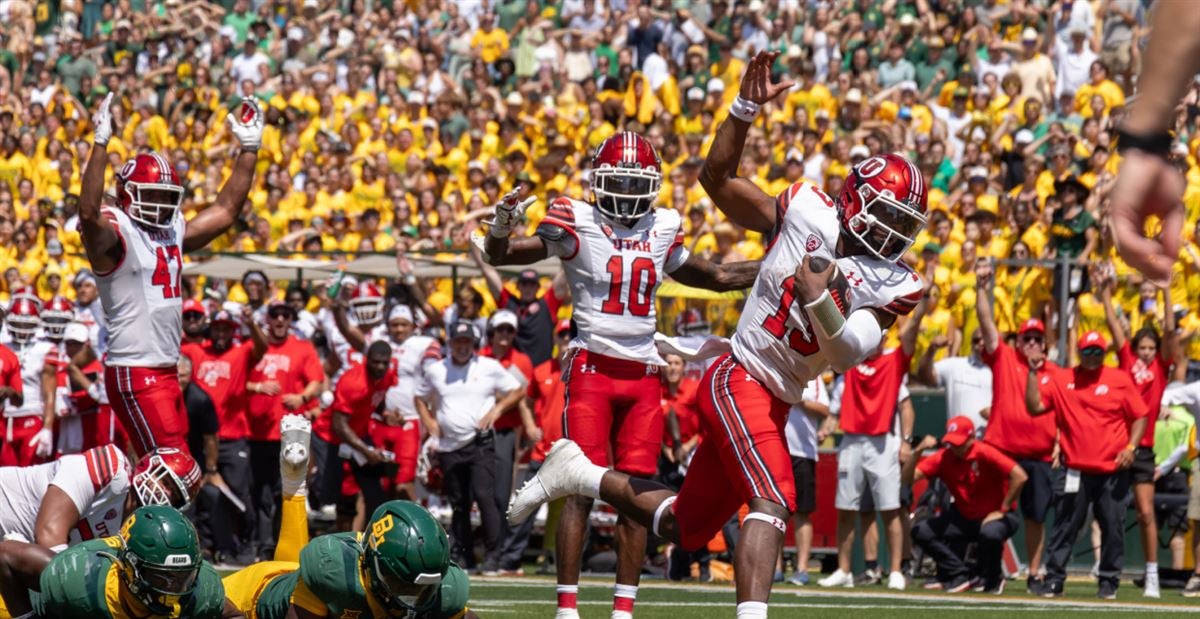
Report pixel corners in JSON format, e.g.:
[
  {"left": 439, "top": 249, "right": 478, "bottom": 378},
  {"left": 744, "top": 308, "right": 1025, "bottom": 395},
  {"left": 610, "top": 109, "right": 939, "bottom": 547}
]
[
  {"left": 918, "top": 441, "right": 1018, "bottom": 520},
  {"left": 981, "top": 341, "right": 1058, "bottom": 461},
  {"left": 528, "top": 358, "right": 565, "bottom": 463},
  {"left": 662, "top": 378, "right": 701, "bottom": 447},
  {"left": 1035, "top": 366, "right": 1149, "bottom": 474},
  {"left": 246, "top": 336, "right": 323, "bottom": 440},
  {"left": 839, "top": 348, "right": 911, "bottom": 436},
  {"left": 191, "top": 340, "right": 256, "bottom": 441},
  {"left": 313, "top": 361, "right": 398, "bottom": 444},
  {"left": 480, "top": 345, "right": 534, "bottom": 431},
  {"left": 1117, "top": 341, "right": 1167, "bottom": 449}
]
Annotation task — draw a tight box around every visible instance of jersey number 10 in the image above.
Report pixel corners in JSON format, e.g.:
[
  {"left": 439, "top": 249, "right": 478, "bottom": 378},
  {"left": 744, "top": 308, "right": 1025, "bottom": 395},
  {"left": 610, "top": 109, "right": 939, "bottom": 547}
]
[
  {"left": 152, "top": 245, "right": 184, "bottom": 299},
  {"left": 600, "top": 256, "right": 655, "bottom": 317}
]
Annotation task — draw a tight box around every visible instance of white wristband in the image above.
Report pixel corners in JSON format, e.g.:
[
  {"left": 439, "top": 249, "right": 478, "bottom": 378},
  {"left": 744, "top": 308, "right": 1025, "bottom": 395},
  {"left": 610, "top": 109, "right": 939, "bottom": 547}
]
[
  {"left": 488, "top": 223, "right": 511, "bottom": 239},
  {"left": 730, "top": 96, "right": 762, "bottom": 122},
  {"left": 804, "top": 290, "right": 846, "bottom": 340}
]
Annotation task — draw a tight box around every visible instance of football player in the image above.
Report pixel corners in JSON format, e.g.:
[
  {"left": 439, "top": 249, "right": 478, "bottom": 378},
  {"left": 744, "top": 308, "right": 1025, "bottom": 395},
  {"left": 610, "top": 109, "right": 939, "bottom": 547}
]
[
  {"left": 479, "top": 130, "right": 759, "bottom": 618},
  {"left": 5, "top": 298, "right": 57, "bottom": 465},
  {"left": 0, "top": 505, "right": 240, "bottom": 618},
  {"left": 78, "top": 92, "right": 262, "bottom": 457},
  {"left": 507, "top": 51, "right": 929, "bottom": 617}
]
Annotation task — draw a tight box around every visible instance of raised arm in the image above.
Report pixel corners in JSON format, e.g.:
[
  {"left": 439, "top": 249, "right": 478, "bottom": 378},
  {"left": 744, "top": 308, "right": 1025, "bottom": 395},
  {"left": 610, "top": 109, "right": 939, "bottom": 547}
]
[
  {"left": 899, "top": 285, "right": 932, "bottom": 357},
  {"left": 242, "top": 304, "right": 267, "bottom": 363},
  {"left": 1099, "top": 275, "right": 1128, "bottom": 350},
  {"left": 480, "top": 190, "right": 549, "bottom": 266},
  {"left": 469, "top": 239, "right": 506, "bottom": 301},
  {"left": 975, "top": 258, "right": 1001, "bottom": 354},
  {"left": 902, "top": 435, "right": 939, "bottom": 485},
  {"left": 78, "top": 92, "right": 122, "bottom": 275},
  {"left": 668, "top": 255, "right": 760, "bottom": 292},
  {"left": 697, "top": 51, "right": 794, "bottom": 234},
  {"left": 183, "top": 98, "right": 263, "bottom": 253},
  {"left": 1162, "top": 285, "right": 1179, "bottom": 364},
  {"left": 918, "top": 335, "right": 949, "bottom": 387},
  {"left": 330, "top": 288, "right": 367, "bottom": 353}
]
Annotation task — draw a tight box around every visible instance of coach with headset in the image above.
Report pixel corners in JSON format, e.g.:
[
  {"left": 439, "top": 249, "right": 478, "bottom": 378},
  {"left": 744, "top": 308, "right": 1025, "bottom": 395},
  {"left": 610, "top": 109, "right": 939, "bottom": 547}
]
[{"left": 415, "top": 320, "right": 525, "bottom": 574}]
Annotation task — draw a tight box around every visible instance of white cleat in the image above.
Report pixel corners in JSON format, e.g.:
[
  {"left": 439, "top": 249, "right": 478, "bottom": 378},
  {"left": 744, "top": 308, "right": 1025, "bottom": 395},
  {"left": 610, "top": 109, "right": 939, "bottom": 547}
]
[
  {"left": 280, "top": 414, "right": 311, "bottom": 496},
  {"left": 506, "top": 439, "right": 599, "bottom": 526},
  {"left": 887, "top": 571, "right": 907, "bottom": 591},
  {"left": 1144, "top": 572, "right": 1161, "bottom": 598},
  {"left": 817, "top": 569, "right": 854, "bottom": 588}
]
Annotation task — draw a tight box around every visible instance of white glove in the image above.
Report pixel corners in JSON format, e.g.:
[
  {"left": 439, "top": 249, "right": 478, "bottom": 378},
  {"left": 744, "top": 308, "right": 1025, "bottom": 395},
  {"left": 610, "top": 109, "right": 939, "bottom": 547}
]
[
  {"left": 489, "top": 189, "right": 536, "bottom": 238},
  {"left": 92, "top": 92, "right": 114, "bottom": 146},
  {"left": 29, "top": 427, "right": 53, "bottom": 458},
  {"left": 226, "top": 97, "right": 264, "bottom": 152}
]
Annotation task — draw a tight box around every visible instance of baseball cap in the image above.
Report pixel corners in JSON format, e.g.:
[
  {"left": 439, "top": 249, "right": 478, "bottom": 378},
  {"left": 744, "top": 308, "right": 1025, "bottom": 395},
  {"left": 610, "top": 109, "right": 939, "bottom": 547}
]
[
  {"left": 517, "top": 269, "right": 539, "bottom": 283},
  {"left": 210, "top": 310, "right": 239, "bottom": 326},
  {"left": 686, "top": 87, "right": 705, "bottom": 101},
  {"left": 706, "top": 78, "right": 726, "bottom": 94},
  {"left": 63, "top": 322, "right": 89, "bottom": 344},
  {"left": 490, "top": 309, "right": 518, "bottom": 330},
  {"left": 942, "top": 416, "right": 975, "bottom": 447},
  {"left": 844, "top": 88, "right": 864, "bottom": 104},
  {"left": 921, "top": 242, "right": 942, "bottom": 255},
  {"left": 182, "top": 299, "right": 206, "bottom": 315},
  {"left": 1014, "top": 129, "right": 1035, "bottom": 145},
  {"left": 267, "top": 300, "right": 294, "bottom": 317},
  {"left": 967, "top": 166, "right": 988, "bottom": 181},
  {"left": 1018, "top": 318, "right": 1046, "bottom": 336},
  {"left": 1022, "top": 27, "right": 1038, "bottom": 42},
  {"left": 899, "top": 13, "right": 917, "bottom": 27},
  {"left": 556, "top": 319, "right": 572, "bottom": 335},
  {"left": 448, "top": 320, "right": 479, "bottom": 342},
  {"left": 849, "top": 144, "right": 870, "bottom": 159},
  {"left": 388, "top": 305, "right": 414, "bottom": 324},
  {"left": 785, "top": 148, "right": 803, "bottom": 164},
  {"left": 1078, "top": 330, "right": 1108, "bottom": 352}
]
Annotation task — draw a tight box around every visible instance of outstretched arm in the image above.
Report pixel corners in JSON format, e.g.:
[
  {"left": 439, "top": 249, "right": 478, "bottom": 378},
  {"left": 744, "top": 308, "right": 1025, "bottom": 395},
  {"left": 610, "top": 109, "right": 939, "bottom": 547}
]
[
  {"left": 1099, "top": 277, "right": 1128, "bottom": 350},
  {"left": 668, "top": 255, "right": 760, "bottom": 292},
  {"left": 79, "top": 92, "right": 122, "bottom": 275},
  {"left": 698, "top": 51, "right": 793, "bottom": 234},
  {"left": 480, "top": 190, "right": 548, "bottom": 265},
  {"left": 183, "top": 99, "right": 263, "bottom": 253},
  {"left": 975, "top": 258, "right": 1000, "bottom": 354}
]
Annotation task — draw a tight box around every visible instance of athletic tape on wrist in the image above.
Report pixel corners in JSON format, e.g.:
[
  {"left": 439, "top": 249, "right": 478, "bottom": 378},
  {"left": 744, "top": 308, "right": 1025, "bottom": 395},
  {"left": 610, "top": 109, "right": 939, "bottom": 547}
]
[
  {"left": 730, "top": 96, "right": 762, "bottom": 123},
  {"left": 805, "top": 290, "right": 846, "bottom": 340}
]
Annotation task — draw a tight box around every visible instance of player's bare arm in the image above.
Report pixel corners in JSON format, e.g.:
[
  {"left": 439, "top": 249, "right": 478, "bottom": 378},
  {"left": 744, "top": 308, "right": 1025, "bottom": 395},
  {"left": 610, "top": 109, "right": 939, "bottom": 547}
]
[
  {"left": 974, "top": 258, "right": 1001, "bottom": 354},
  {"left": 0, "top": 539, "right": 54, "bottom": 616},
  {"left": 698, "top": 51, "right": 794, "bottom": 234},
  {"left": 182, "top": 98, "right": 264, "bottom": 253},
  {"left": 243, "top": 303, "right": 268, "bottom": 364},
  {"left": 481, "top": 190, "right": 547, "bottom": 265},
  {"left": 793, "top": 255, "right": 897, "bottom": 372},
  {"left": 898, "top": 283, "right": 932, "bottom": 358},
  {"left": 78, "top": 92, "right": 122, "bottom": 274},
  {"left": 668, "top": 255, "right": 760, "bottom": 292},
  {"left": 331, "top": 287, "right": 368, "bottom": 353},
  {"left": 31, "top": 485, "right": 82, "bottom": 550}
]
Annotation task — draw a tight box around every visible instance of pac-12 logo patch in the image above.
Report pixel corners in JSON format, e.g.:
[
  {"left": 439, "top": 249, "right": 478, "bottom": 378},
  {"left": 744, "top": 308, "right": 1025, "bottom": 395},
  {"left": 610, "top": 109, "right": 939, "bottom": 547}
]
[{"left": 805, "top": 234, "right": 822, "bottom": 252}]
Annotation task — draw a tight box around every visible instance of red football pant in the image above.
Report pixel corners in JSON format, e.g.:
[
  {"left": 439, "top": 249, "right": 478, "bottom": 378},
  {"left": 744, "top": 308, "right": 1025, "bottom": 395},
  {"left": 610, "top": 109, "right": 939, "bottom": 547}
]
[
  {"left": 80, "top": 406, "right": 128, "bottom": 452},
  {"left": 0, "top": 416, "right": 45, "bottom": 466},
  {"left": 672, "top": 354, "right": 796, "bottom": 550},
  {"left": 562, "top": 349, "right": 663, "bottom": 477},
  {"left": 375, "top": 418, "right": 420, "bottom": 490},
  {"left": 105, "top": 365, "right": 188, "bottom": 458}
]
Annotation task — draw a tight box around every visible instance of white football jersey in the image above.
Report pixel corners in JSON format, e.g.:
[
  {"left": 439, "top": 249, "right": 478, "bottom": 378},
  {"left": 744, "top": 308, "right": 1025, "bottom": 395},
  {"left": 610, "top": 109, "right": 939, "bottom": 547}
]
[
  {"left": 318, "top": 309, "right": 387, "bottom": 382},
  {"left": 539, "top": 198, "right": 689, "bottom": 364},
  {"left": 384, "top": 335, "right": 442, "bottom": 420},
  {"left": 7, "top": 339, "right": 56, "bottom": 418},
  {"left": 731, "top": 182, "right": 924, "bottom": 404},
  {"left": 0, "top": 444, "right": 131, "bottom": 543},
  {"left": 95, "top": 206, "right": 187, "bottom": 368}
]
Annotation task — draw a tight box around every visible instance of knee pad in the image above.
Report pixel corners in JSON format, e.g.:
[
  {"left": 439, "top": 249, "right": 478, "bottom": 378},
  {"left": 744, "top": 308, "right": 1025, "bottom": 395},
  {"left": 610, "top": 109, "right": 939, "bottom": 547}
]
[
  {"left": 742, "top": 511, "right": 787, "bottom": 535},
  {"left": 653, "top": 496, "right": 677, "bottom": 538}
]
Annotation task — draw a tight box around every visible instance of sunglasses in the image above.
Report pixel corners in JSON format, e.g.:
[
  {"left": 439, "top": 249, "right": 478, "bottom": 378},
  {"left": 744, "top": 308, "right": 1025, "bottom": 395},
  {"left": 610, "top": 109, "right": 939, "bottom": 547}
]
[
  {"left": 1080, "top": 346, "right": 1105, "bottom": 357},
  {"left": 1020, "top": 335, "right": 1044, "bottom": 343}
]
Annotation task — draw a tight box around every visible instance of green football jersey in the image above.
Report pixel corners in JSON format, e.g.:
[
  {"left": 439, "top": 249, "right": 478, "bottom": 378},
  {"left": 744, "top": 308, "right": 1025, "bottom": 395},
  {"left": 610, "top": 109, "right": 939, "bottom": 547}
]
[
  {"left": 255, "top": 532, "right": 469, "bottom": 619},
  {"left": 36, "top": 537, "right": 225, "bottom": 619}
]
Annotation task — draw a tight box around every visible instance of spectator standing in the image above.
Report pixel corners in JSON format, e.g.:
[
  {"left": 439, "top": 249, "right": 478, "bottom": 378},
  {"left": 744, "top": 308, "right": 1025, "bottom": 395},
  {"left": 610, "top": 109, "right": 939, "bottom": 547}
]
[
  {"left": 177, "top": 353, "right": 220, "bottom": 558},
  {"left": 905, "top": 417, "right": 1027, "bottom": 593},
  {"left": 187, "top": 307, "right": 266, "bottom": 566},
  {"left": 474, "top": 247, "right": 568, "bottom": 366},
  {"left": 1026, "top": 330, "right": 1149, "bottom": 599},
  {"left": 310, "top": 341, "right": 397, "bottom": 532},
  {"left": 917, "top": 331, "right": 993, "bottom": 429},
  {"left": 819, "top": 291, "right": 925, "bottom": 591},
  {"left": 878, "top": 43, "right": 915, "bottom": 89},
  {"left": 783, "top": 377, "right": 832, "bottom": 586},
  {"left": 244, "top": 300, "right": 323, "bottom": 560},
  {"left": 976, "top": 259, "right": 1059, "bottom": 591},
  {"left": 1011, "top": 28, "right": 1056, "bottom": 104},
  {"left": 1102, "top": 280, "right": 1177, "bottom": 598},
  {"left": 415, "top": 321, "right": 523, "bottom": 573},
  {"left": 71, "top": 271, "right": 105, "bottom": 353},
  {"left": 1055, "top": 25, "right": 1099, "bottom": 100},
  {"left": 376, "top": 304, "right": 442, "bottom": 501},
  {"left": 1099, "top": 0, "right": 1145, "bottom": 88},
  {"left": 0, "top": 308, "right": 22, "bottom": 458}
]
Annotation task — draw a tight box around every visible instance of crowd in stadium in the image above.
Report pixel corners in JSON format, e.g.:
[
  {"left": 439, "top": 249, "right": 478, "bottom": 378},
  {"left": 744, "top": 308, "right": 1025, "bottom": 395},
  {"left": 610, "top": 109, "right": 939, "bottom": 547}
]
[{"left": 3, "top": 0, "right": 1200, "bottom": 615}]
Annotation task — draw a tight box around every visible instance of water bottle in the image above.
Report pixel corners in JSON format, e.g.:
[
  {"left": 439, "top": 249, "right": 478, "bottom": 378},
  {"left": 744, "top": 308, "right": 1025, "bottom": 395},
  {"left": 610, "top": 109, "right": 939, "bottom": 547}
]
[{"left": 327, "top": 268, "right": 347, "bottom": 299}]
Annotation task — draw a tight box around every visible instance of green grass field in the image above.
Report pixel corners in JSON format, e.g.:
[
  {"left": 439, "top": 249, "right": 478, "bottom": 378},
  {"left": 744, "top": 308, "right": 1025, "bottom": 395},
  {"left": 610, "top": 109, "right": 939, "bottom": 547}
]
[{"left": 468, "top": 575, "right": 1200, "bottom": 618}]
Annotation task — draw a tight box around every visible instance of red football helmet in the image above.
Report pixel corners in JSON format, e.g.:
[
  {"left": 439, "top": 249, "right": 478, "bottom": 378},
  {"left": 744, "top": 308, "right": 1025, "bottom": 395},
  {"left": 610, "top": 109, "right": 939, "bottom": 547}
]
[
  {"left": 41, "top": 295, "right": 74, "bottom": 340},
  {"left": 349, "top": 281, "right": 385, "bottom": 325},
  {"left": 591, "top": 131, "right": 662, "bottom": 226},
  {"left": 10, "top": 286, "right": 42, "bottom": 310},
  {"left": 132, "top": 447, "right": 203, "bottom": 509},
  {"left": 116, "top": 152, "right": 184, "bottom": 230},
  {"left": 673, "top": 308, "right": 710, "bottom": 336},
  {"left": 838, "top": 153, "right": 929, "bottom": 262},
  {"left": 6, "top": 297, "right": 41, "bottom": 343}
]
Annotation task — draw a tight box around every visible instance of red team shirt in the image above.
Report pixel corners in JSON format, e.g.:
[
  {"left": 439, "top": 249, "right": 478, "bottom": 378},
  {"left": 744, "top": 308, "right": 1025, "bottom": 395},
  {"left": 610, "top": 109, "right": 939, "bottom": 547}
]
[
  {"left": 528, "top": 358, "right": 566, "bottom": 463},
  {"left": 1116, "top": 342, "right": 1167, "bottom": 449},
  {"left": 662, "top": 378, "right": 701, "bottom": 447},
  {"left": 190, "top": 341, "right": 257, "bottom": 441},
  {"left": 917, "top": 441, "right": 1018, "bottom": 520},
  {"left": 313, "top": 361, "right": 398, "bottom": 444},
  {"left": 479, "top": 345, "right": 534, "bottom": 431},
  {"left": 838, "top": 348, "right": 912, "bottom": 436},
  {"left": 1035, "top": 366, "right": 1149, "bottom": 474},
  {"left": 246, "top": 336, "right": 323, "bottom": 441},
  {"left": 981, "top": 342, "right": 1058, "bottom": 461}
]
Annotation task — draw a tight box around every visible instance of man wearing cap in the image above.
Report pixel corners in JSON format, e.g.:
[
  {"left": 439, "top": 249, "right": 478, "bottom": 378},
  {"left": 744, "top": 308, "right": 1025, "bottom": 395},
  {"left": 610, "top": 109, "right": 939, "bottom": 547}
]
[
  {"left": 1057, "top": 25, "right": 1099, "bottom": 100},
  {"left": 472, "top": 253, "right": 564, "bottom": 367},
  {"left": 244, "top": 301, "right": 323, "bottom": 560},
  {"left": 1026, "top": 330, "right": 1148, "bottom": 598},
  {"left": 188, "top": 305, "right": 267, "bottom": 566},
  {"left": 975, "top": 259, "right": 1059, "bottom": 592},
  {"left": 905, "top": 417, "right": 1027, "bottom": 593},
  {"left": 72, "top": 270, "right": 104, "bottom": 353},
  {"left": 1012, "top": 28, "right": 1056, "bottom": 103},
  {"left": 415, "top": 321, "right": 524, "bottom": 574},
  {"left": 57, "top": 322, "right": 123, "bottom": 453}
]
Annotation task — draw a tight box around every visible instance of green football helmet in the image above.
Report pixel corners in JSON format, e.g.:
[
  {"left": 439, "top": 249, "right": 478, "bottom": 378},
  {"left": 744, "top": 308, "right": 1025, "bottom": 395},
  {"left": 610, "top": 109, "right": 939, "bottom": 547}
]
[
  {"left": 117, "top": 505, "right": 202, "bottom": 616},
  {"left": 362, "top": 500, "right": 450, "bottom": 612}
]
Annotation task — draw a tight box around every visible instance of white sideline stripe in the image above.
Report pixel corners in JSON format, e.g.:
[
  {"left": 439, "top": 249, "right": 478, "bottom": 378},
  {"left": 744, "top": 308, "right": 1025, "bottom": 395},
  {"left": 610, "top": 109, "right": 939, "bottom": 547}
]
[{"left": 465, "top": 599, "right": 1187, "bottom": 613}]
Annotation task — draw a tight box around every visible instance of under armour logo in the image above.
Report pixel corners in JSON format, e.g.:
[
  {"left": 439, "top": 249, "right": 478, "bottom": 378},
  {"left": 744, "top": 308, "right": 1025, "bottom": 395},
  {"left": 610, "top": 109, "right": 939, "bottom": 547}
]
[
  {"left": 580, "top": 364, "right": 597, "bottom": 374},
  {"left": 1095, "top": 385, "right": 1109, "bottom": 396},
  {"left": 846, "top": 271, "right": 863, "bottom": 287},
  {"left": 646, "top": 365, "right": 659, "bottom": 375},
  {"left": 144, "top": 376, "right": 157, "bottom": 386}
]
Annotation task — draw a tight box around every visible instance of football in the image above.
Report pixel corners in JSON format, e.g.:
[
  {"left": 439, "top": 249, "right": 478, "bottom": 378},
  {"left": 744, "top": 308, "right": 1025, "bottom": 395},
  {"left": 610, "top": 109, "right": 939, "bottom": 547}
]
[{"left": 827, "top": 262, "right": 852, "bottom": 316}]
